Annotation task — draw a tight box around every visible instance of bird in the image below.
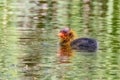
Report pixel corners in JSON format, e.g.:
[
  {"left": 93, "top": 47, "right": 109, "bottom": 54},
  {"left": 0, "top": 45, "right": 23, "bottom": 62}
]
[{"left": 58, "top": 27, "right": 98, "bottom": 52}]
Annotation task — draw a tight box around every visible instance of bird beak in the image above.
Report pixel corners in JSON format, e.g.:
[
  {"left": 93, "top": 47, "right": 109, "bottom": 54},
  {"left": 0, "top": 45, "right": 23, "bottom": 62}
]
[{"left": 57, "top": 32, "right": 65, "bottom": 38}]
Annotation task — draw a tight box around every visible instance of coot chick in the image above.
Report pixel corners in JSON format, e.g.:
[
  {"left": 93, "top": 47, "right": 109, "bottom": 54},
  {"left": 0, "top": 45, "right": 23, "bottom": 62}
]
[{"left": 58, "top": 27, "right": 98, "bottom": 52}]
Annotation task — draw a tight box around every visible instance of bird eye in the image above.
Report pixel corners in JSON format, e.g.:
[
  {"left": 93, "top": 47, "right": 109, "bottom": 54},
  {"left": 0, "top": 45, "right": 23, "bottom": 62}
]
[
  {"left": 69, "top": 33, "right": 72, "bottom": 35},
  {"left": 69, "top": 32, "right": 73, "bottom": 36}
]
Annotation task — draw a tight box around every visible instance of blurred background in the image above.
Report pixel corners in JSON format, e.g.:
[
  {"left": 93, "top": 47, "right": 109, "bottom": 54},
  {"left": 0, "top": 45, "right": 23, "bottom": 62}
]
[{"left": 0, "top": 0, "right": 120, "bottom": 80}]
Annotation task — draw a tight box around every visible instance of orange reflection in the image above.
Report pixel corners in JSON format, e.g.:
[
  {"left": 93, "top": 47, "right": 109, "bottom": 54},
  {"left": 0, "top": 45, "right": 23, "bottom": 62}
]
[{"left": 57, "top": 45, "right": 74, "bottom": 63}]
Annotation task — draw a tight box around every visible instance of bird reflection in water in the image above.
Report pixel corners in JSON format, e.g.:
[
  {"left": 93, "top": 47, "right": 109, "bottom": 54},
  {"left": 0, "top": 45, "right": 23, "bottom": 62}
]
[{"left": 57, "top": 42, "right": 74, "bottom": 63}]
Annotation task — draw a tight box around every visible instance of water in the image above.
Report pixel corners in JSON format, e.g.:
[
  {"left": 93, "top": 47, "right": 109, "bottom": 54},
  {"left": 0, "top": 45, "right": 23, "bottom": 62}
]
[{"left": 0, "top": 0, "right": 120, "bottom": 80}]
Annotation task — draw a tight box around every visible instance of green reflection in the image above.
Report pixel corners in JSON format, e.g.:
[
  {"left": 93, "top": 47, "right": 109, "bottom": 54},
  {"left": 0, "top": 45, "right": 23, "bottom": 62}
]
[
  {"left": 0, "top": 0, "right": 20, "bottom": 80},
  {"left": 1, "top": 0, "right": 120, "bottom": 80}
]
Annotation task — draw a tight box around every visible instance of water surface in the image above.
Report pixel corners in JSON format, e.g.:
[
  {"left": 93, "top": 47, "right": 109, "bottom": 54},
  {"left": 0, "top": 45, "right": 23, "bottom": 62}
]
[{"left": 0, "top": 0, "right": 120, "bottom": 80}]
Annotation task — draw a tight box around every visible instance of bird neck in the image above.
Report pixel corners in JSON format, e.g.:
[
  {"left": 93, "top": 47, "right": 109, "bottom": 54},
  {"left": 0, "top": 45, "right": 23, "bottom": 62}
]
[{"left": 60, "top": 39, "right": 72, "bottom": 47}]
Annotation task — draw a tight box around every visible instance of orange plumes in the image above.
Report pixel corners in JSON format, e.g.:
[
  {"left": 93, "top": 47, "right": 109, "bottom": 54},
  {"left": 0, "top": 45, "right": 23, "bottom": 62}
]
[{"left": 58, "top": 27, "right": 76, "bottom": 43}]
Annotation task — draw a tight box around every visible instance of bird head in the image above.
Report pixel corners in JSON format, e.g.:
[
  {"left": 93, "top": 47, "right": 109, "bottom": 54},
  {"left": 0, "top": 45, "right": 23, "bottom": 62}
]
[{"left": 58, "top": 27, "right": 75, "bottom": 41}]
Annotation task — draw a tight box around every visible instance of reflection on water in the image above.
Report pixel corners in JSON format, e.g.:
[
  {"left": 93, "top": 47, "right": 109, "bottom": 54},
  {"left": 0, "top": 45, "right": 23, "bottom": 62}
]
[
  {"left": 18, "top": 27, "right": 58, "bottom": 80},
  {"left": 0, "top": 0, "right": 120, "bottom": 80},
  {"left": 19, "top": 30, "right": 41, "bottom": 80}
]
